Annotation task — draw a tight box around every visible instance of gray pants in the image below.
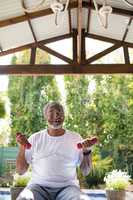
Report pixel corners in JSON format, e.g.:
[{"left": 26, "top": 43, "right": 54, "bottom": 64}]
[{"left": 17, "top": 184, "right": 81, "bottom": 200}]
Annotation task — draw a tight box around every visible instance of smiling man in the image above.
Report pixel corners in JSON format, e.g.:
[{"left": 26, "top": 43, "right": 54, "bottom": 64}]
[{"left": 16, "top": 102, "right": 93, "bottom": 200}]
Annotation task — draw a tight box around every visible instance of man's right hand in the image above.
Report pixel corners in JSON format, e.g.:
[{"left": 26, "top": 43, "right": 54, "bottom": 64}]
[
  {"left": 16, "top": 132, "right": 30, "bottom": 149},
  {"left": 16, "top": 132, "right": 30, "bottom": 174},
  {"left": 16, "top": 133, "right": 31, "bottom": 149}
]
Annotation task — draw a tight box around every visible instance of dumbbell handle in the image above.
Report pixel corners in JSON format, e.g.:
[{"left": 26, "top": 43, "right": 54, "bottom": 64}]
[
  {"left": 16, "top": 132, "right": 31, "bottom": 149},
  {"left": 77, "top": 137, "right": 98, "bottom": 149}
]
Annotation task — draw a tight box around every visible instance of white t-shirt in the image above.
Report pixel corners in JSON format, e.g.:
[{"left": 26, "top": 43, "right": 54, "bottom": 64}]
[{"left": 25, "top": 129, "right": 83, "bottom": 188}]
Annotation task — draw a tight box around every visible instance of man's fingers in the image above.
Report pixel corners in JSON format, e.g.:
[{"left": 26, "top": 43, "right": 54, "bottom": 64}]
[
  {"left": 82, "top": 141, "right": 89, "bottom": 148},
  {"left": 82, "top": 137, "right": 98, "bottom": 149},
  {"left": 16, "top": 134, "right": 27, "bottom": 145}
]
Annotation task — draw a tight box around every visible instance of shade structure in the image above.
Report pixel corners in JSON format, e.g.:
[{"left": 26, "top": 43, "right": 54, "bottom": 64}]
[{"left": 0, "top": 0, "right": 133, "bottom": 74}]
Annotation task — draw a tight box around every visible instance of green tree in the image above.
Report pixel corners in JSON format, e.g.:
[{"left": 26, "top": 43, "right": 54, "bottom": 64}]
[
  {"left": 8, "top": 49, "right": 61, "bottom": 145},
  {"left": 86, "top": 75, "right": 133, "bottom": 176},
  {"left": 64, "top": 75, "right": 91, "bottom": 138},
  {"left": 0, "top": 100, "right": 5, "bottom": 118},
  {"left": 0, "top": 92, "right": 10, "bottom": 146}
]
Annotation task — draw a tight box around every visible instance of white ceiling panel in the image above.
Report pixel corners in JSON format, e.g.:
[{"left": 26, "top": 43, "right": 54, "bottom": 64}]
[
  {"left": 0, "top": 22, "right": 34, "bottom": 50},
  {"left": 89, "top": 0, "right": 133, "bottom": 11},
  {"left": 31, "top": 11, "right": 70, "bottom": 41},
  {"left": 0, "top": 0, "right": 76, "bottom": 21},
  {"left": 71, "top": 8, "right": 77, "bottom": 29},
  {"left": 0, "top": 0, "right": 24, "bottom": 20},
  {"left": 89, "top": 10, "right": 130, "bottom": 40},
  {"left": 0, "top": 0, "right": 133, "bottom": 53}
]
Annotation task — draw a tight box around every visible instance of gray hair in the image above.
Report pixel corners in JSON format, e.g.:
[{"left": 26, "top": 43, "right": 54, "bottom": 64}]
[{"left": 43, "top": 102, "right": 64, "bottom": 119}]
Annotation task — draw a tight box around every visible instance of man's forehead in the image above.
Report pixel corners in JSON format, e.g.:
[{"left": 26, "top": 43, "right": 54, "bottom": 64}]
[{"left": 47, "top": 105, "right": 63, "bottom": 112}]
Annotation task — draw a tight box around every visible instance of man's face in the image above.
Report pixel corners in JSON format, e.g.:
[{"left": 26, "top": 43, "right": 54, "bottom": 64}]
[{"left": 46, "top": 106, "right": 64, "bottom": 129}]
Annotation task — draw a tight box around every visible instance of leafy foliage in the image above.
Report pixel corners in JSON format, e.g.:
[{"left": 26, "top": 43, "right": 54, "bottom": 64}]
[
  {"left": 8, "top": 49, "right": 61, "bottom": 145},
  {"left": 86, "top": 152, "right": 112, "bottom": 187},
  {"left": 64, "top": 74, "right": 133, "bottom": 179},
  {"left": 0, "top": 98, "right": 5, "bottom": 118},
  {"left": 104, "top": 170, "right": 131, "bottom": 190},
  {"left": 64, "top": 75, "right": 91, "bottom": 138},
  {"left": 13, "top": 172, "right": 31, "bottom": 187}
]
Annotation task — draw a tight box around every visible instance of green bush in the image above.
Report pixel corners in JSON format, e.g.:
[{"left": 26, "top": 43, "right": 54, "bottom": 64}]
[
  {"left": 104, "top": 169, "right": 131, "bottom": 190},
  {"left": 0, "top": 100, "right": 5, "bottom": 118},
  {"left": 85, "top": 154, "right": 112, "bottom": 187},
  {"left": 13, "top": 172, "right": 31, "bottom": 187},
  {"left": 0, "top": 178, "right": 10, "bottom": 187}
]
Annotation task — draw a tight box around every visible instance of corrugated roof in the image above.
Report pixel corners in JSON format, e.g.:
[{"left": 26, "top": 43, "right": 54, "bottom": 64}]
[
  {"left": 0, "top": 0, "right": 132, "bottom": 52},
  {"left": 93, "top": 0, "right": 133, "bottom": 11}
]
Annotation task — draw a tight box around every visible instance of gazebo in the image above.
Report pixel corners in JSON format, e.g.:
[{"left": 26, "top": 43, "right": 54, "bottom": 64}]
[{"left": 0, "top": 0, "right": 133, "bottom": 74}]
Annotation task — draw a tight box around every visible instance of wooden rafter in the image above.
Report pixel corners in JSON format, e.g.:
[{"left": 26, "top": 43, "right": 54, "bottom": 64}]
[
  {"left": 38, "top": 44, "right": 73, "bottom": 64},
  {"left": 86, "top": 33, "right": 133, "bottom": 48},
  {"left": 26, "top": 13, "right": 38, "bottom": 43},
  {"left": 77, "top": 0, "right": 83, "bottom": 63},
  {"left": 26, "top": 14, "right": 38, "bottom": 65},
  {"left": 0, "top": 2, "right": 133, "bottom": 29},
  {"left": 30, "top": 47, "right": 36, "bottom": 65},
  {"left": 0, "top": 34, "right": 72, "bottom": 57},
  {"left": 122, "top": 17, "right": 133, "bottom": 42},
  {"left": 123, "top": 46, "right": 130, "bottom": 64},
  {"left": 85, "top": 43, "right": 122, "bottom": 64},
  {"left": 0, "top": 2, "right": 77, "bottom": 28},
  {"left": 81, "top": 29, "right": 86, "bottom": 62},
  {"left": 0, "top": 2, "right": 133, "bottom": 75},
  {"left": 1, "top": 64, "right": 133, "bottom": 75},
  {"left": 72, "top": 29, "right": 78, "bottom": 63},
  {"left": 68, "top": 9, "right": 72, "bottom": 33}
]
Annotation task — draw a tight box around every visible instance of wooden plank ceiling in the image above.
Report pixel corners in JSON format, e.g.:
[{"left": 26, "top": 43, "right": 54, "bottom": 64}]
[{"left": 0, "top": 0, "right": 133, "bottom": 74}]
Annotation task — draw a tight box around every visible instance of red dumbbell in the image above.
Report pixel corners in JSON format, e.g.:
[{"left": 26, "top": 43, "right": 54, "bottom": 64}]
[
  {"left": 77, "top": 136, "right": 98, "bottom": 149},
  {"left": 16, "top": 132, "right": 31, "bottom": 149}
]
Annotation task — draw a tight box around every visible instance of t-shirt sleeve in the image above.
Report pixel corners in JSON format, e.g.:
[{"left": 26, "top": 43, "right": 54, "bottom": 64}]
[{"left": 25, "top": 136, "right": 33, "bottom": 164}]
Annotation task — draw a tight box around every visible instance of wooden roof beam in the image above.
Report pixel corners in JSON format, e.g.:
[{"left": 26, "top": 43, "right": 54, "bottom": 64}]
[
  {"left": 86, "top": 43, "right": 121, "bottom": 64},
  {"left": 86, "top": 33, "right": 133, "bottom": 48},
  {"left": 1, "top": 64, "right": 133, "bottom": 74},
  {"left": 38, "top": 44, "right": 73, "bottom": 64},
  {"left": 30, "top": 47, "right": 36, "bottom": 65},
  {"left": 123, "top": 46, "right": 130, "bottom": 64},
  {"left": 0, "top": 2, "right": 133, "bottom": 28},
  {"left": 72, "top": 29, "right": 78, "bottom": 63},
  {"left": 0, "top": 2, "right": 77, "bottom": 28},
  {"left": 0, "top": 33, "right": 72, "bottom": 57},
  {"left": 68, "top": 9, "right": 72, "bottom": 33},
  {"left": 122, "top": 18, "right": 133, "bottom": 42},
  {"left": 26, "top": 13, "right": 38, "bottom": 43}
]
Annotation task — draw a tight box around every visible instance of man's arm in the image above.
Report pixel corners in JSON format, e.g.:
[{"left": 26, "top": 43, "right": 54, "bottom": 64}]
[
  {"left": 80, "top": 151, "right": 92, "bottom": 176},
  {"left": 16, "top": 145, "right": 29, "bottom": 175}
]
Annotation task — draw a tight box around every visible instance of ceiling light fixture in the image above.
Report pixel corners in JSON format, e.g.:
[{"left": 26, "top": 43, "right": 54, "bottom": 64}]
[
  {"left": 123, "top": 0, "right": 133, "bottom": 7},
  {"left": 21, "top": 0, "right": 46, "bottom": 12},
  {"left": 21, "top": 0, "right": 70, "bottom": 26},
  {"left": 93, "top": 0, "right": 112, "bottom": 29},
  {"left": 50, "top": 0, "right": 70, "bottom": 25}
]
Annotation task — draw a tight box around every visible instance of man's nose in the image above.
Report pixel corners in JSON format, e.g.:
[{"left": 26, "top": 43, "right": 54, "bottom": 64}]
[{"left": 55, "top": 112, "right": 60, "bottom": 117}]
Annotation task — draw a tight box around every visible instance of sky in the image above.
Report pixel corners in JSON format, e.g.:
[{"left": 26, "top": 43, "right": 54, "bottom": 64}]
[{"left": 0, "top": 55, "right": 11, "bottom": 92}]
